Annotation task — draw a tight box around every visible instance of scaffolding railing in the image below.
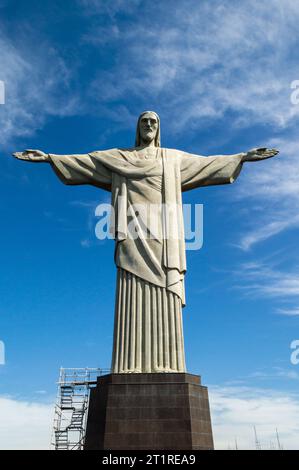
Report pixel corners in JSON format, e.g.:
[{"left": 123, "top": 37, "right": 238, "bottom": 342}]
[{"left": 51, "top": 367, "right": 110, "bottom": 450}]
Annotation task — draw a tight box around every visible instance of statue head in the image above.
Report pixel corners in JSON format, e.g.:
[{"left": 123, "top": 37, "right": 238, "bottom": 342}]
[{"left": 135, "top": 111, "right": 161, "bottom": 147}]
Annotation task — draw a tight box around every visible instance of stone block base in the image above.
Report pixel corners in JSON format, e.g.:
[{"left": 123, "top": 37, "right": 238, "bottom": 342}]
[{"left": 84, "top": 373, "right": 214, "bottom": 450}]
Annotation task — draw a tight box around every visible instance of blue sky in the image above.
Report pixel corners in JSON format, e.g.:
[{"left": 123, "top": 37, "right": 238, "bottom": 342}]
[{"left": 1, "top": 0, "right": 299, "bottom": 449}]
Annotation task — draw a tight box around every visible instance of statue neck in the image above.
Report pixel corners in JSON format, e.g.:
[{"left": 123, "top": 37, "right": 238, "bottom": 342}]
[{"left": 139, "top": 139, "right": 156, "bottom": 148}]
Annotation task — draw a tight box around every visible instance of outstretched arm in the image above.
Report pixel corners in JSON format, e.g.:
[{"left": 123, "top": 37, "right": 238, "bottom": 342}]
[
  {"left": 12, "top": 149, "right": 112, "bottom": 191},
  {"left": 180, "top": 147, "right": 279, "bottom": 192}
]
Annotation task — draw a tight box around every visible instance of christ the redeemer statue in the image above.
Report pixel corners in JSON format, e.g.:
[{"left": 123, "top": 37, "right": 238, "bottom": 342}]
[{"left": 13, "top": 111, "right": 278, "bottom": 374}]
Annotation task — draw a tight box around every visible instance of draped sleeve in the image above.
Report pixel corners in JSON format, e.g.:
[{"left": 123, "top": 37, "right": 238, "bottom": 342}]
[
  {"left": 180, "top": 151, "right": 244, "bottom": 192},
  {"left": 48, "top": 153, "right": 112, "bottom": 192}
]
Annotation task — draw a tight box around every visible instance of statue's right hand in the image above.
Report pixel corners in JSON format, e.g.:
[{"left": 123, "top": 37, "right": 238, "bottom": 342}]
[{"left": 12, "top": 149, "right": 49, "bottom": 162}]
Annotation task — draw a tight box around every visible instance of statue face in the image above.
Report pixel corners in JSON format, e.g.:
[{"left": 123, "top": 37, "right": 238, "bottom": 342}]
[{"left": 139, "top": 112, "right": 159, "bottom": 144}]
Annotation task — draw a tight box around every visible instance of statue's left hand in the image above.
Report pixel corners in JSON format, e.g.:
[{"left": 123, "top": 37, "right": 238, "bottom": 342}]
[
  {"left": 243, "top": 147, "right": 279, "bottom": 162},
  {"left": 12, "top": 149, "right": 49, "bottom": 162}
]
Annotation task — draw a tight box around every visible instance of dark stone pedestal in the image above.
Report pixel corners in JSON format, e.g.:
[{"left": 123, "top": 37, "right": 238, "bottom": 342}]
[{"left": 84, "top": 373, "right": 214, "bottom": 450}]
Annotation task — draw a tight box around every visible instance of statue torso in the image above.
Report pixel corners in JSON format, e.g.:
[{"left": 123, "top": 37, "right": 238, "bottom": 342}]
[{"left": 134, "top": 146, "right": 160, "bottom": 161}]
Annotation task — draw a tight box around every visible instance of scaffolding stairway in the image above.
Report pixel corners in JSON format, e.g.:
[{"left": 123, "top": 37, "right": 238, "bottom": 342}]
[{"left": 51, "top": 367, "right": 110, "bottom": 450}]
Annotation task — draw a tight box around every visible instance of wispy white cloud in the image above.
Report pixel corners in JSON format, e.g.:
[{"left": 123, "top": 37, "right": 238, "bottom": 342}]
[
  {"left": 199, "top": 248, "right": 299, "bottom": 320},
  {"left": 236, "top": 217, "right": 299, "bottom": 251},
  {"left": 277, "top": 308, "right": 299, "bottom": 316},
  {"left": 1, "top": 0, "right": 298, "bottom": 253},
  {"left": 275, "top": 368, "right": 299, "bottom": 380},
  {"left": 248, "top": 367, "right": 299, "bottom": 381},
  {"left": 226, "top": 138, "right": 299, "bottom": 323},
  {"left": 69, "top": 199, "right": 101, "bottom": 209},
  {"left": 0, "top": 396, "right": 53, "bottom": 450},
  {"left": 0, "top": 30, "right": 80, "bottom": 149},
  {"left": 210, "top": 385, "right": 299, "bottom": 449},
  {"left": 1, "top": 387, "right": 299, "bottom": 450},
  {"left": 231, "top": 260, "right": 299, "bottom": 300},
  {"left": 3, "top": 0, "right": 299, "bottom": 152},
  {"left": 82, "top": 0, "right": 299, "bottom": 132},
  {"left": 78, "top": 0, "right": 141, "bottom": 17},
  {"left": 234, "top": 136, "right": 299, "bottom": 249},
  {"left": 80, "top": 238, "right": 92, "bottom": 248}
]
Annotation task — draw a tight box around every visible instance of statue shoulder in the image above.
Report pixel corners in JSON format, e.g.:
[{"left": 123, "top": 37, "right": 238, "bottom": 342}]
[
  {"left": 89, "top": 148, "right": 125, "bottom": 157},
  {"left": 164, "top": 147, "right": 185, "bottom": 153},
  {"left": 163, "top": 147, "right": 186, "bottom": 158},
  {"left": 169, "top": 148, "right": 206, "bottom": 159}
]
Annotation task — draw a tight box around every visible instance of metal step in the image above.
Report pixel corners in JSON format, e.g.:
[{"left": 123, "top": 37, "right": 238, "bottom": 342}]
[{"left": 51, "top": 367, "right": 110, "bottom": 450}]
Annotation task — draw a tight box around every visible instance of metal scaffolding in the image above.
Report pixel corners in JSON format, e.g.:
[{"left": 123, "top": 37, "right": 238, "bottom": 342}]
[{"left": 51, "top": 367, "right": 110, "bottom": 450}]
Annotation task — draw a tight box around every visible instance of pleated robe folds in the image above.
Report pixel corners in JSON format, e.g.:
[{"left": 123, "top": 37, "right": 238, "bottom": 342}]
[{"left": 49, "top": 147, "right": 243, "bottom": 373}]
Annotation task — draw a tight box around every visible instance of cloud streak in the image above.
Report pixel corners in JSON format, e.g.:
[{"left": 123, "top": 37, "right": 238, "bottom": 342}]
[
  {"left": 228, "top": 258, "right": 299, "bottom": 316},
  {"left": 83, "top": 0, "right": 299, "bottom": 133},
  {"left": 277, "top": 308, "right": 299, "bottom": 316},
  {"left": 0, "top": 396, "right": 53, "bottom": 450},
  {"left": 2, "top": 0, "right": 299, "bottom": 157},
  {"left": 79, "top": 0, "right": 141, "bottom": 17},
  {"left": 1, "top": 386, "right": 299, "bottom": 450},
  {"left": 210, "top": 385, "right": 299, "bottom": 449},
  {"left": 0, "top": 29, "right": 80, "bottom": 149},
  {"left": 234, "top": 136, "right": 299, "bottom": 250}
]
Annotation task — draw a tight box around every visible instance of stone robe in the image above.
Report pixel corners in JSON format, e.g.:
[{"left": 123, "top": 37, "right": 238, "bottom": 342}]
[{"left": 49, "top": 148, "right": 243, "bottom": 372}]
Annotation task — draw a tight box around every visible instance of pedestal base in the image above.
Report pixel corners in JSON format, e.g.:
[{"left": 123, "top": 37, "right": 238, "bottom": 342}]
[{"left": 84, "top": 373, "right": 214, "bottom": 450}]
